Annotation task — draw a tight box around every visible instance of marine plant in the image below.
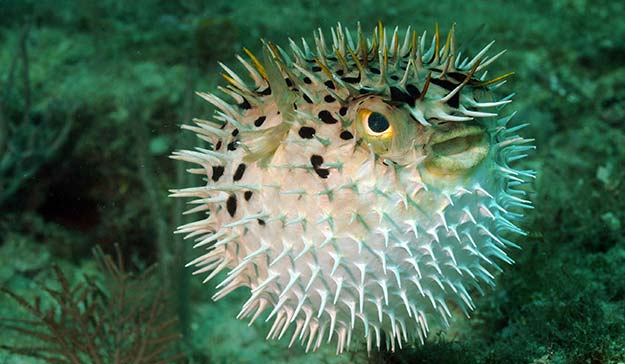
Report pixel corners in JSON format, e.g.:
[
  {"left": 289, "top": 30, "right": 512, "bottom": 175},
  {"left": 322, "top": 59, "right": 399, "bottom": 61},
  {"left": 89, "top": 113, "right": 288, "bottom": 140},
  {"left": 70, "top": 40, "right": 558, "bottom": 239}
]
[{"left": 0, "top": 246, "right": 186, "bottom": 364}]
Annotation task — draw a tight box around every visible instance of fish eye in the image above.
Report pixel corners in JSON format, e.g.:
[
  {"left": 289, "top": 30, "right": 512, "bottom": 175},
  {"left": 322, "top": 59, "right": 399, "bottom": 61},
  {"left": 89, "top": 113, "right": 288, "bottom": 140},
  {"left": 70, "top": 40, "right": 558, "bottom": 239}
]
[{"left": 359, "top": 109, "right": 393, "bottom": 138}]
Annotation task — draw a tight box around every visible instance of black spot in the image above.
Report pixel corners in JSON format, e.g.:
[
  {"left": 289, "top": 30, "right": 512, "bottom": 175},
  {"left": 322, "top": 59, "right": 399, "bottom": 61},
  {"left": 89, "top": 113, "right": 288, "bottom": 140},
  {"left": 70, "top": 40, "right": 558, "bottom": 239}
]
[
  {"left": 285, "top": 78, "right": 293, "bottom": 87},
  {"left": 310, "top": 154, "right": 330, "bottom": 179},
  {"left": 406, "top": 84, "right": 421, "bottom": 99},
  {"left": 312, "top": 66, "right": 322, "bottom": 72},
  {"left": 258, "top": 87, "right": 272, "bottom": 95},
  {"left": 339, "top": 106, "right": 348, "bottom": 116},
  {"left": 324, "top": 95, "right": 335, "bottom": 103},
  {"left": 226, "top": 195, "right": 237, "bottom": 217},
  {"left": 212, "top": 166, "right": 225, "bottom": 182},
  {"left": 257, "top": 219, "right": 266, "bottom": 226},
  {"left": 318, "top": 110, "right": 338, "bottom": 124},
  {"left": 239, "top": 98, "right": 251, "bottom": 109},
  {"left": 340, "top": 130, "right": 354, "bottom": 140},
  {"left": 447, "top": 72, "right": 467, "bottom": 83},
  {"left": 293, "top": 103, "right": 298, "bottom": 110},
  {"left": 303, "top": 77, "right": 312, "bottom": 84},
  {"left": 369, "top": 67, "right": 380, "bottom": 74},
  {"left": 215, "top": 140, "right": 222, "bottom": 150},
  {"left": 359, "top": 88, "right": 369, "bottom": 95},
  {"left": 335, "top": 69, "right": 344, "bottom": 76},
  {"left": 244, "top": 191, "right": 253, "bottom": 201},
  {"left": 390, "top": 75, "right": 399, "bottom": 80},
  {"left": 254, "top": 116, "right": 266, "bottom": 127},
  {"left": 342, "top": 74, "right": 361, "bottom": 84},
  {"left": 315, "top": 168, "right": 330, "bottom": 179},
  {"left": 233, "top": 163, "right": 246, "bottom": 181},
  {"left": 231, "top": 129, "right": 239, "bottom": 137},
  {"left": 298, "top": 126, "right": 316, "bottom": 139},
  {"left": 447, "top": 93, "right": 460, "bottom": 108},
  {"left": 324, "top": 80, "right": 335, "bottom": 90},
  {"left": 303, "top": 94, "right": 313, "bottom": 104},
  {"left": 390, "top": 86, "right": 415, "bottom": 106},
  {"left": 427, "top": 75, "right": 463, "bottom": 104},
  {"left": 227, "top": 141, "right": 237, "bottom": 151},
  {"left": 310, "top": 154, "right": 323, "bottom": 167},
  {"left": 430, "top": 78, "right": 458, "bottom": 92}
]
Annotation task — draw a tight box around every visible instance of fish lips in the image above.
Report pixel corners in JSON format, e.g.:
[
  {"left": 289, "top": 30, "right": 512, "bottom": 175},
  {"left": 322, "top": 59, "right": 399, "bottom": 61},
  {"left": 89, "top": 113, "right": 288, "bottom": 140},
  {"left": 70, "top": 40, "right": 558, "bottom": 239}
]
[{"left": 425, "top": 125, "right": 489, "bottom": 173}]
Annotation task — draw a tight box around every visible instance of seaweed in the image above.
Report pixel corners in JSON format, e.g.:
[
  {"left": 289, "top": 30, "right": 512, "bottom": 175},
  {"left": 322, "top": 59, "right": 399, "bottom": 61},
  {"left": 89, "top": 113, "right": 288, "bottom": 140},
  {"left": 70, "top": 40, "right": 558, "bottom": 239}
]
[{"left": 0, "top": 246, "right": 187, "bottom": 364}]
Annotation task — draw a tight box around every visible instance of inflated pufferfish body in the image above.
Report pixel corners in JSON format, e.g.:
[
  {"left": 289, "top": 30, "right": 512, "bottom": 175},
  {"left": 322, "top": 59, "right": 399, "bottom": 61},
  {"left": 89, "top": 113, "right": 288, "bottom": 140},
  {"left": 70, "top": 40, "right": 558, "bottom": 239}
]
[{"left": 171, "top": 23, "right": 534, "bottom": 354}]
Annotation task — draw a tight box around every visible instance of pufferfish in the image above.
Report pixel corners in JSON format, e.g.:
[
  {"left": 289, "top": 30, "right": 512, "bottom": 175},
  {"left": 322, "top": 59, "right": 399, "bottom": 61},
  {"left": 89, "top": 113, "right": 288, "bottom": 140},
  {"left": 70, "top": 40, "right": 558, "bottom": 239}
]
[{"left": 171, "top": 23, "right": 534, "bottom": 354}]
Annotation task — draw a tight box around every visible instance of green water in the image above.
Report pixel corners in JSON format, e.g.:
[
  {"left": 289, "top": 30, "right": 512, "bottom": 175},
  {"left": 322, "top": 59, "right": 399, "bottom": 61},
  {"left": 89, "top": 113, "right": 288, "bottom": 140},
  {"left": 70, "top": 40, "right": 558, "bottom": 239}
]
[{"left": 1, "top": 0, "right": 624, "bottom": 363}]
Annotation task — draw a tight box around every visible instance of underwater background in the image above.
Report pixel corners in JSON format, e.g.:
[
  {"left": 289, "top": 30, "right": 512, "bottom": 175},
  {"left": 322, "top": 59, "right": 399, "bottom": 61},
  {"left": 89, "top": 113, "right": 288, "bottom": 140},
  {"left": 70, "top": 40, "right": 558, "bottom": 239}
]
[{"left": 1, "top": 0, "right": 624, "bottom": 363}]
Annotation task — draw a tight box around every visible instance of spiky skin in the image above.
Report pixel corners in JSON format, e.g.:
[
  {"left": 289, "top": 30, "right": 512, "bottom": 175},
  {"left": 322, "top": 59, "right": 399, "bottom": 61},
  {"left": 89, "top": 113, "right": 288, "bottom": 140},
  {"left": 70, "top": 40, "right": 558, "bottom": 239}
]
[{"left": 171, "top": 23, "right": 535, "bottom": 354}]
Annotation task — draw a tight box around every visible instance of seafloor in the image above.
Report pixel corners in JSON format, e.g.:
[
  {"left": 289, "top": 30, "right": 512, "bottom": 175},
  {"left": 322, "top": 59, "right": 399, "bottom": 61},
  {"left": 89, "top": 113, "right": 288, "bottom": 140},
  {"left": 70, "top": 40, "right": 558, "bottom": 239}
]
[{"left": 1, "top": 0, "right": 624, "bottom": 363}]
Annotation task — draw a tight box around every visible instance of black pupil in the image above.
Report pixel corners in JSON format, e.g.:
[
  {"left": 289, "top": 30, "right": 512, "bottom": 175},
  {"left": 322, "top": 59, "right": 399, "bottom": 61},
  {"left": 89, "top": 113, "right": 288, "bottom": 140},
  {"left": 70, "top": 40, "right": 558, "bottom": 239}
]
[{"left": 367, "top": 112, "right": 390, "bottom": 133}]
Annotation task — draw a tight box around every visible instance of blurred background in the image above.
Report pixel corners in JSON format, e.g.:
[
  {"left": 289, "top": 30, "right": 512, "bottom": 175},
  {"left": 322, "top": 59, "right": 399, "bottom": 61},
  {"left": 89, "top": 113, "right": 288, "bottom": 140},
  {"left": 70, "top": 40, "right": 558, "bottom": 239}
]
[{"left": 1, "top": 0, "right": 624, "bottom": 363}]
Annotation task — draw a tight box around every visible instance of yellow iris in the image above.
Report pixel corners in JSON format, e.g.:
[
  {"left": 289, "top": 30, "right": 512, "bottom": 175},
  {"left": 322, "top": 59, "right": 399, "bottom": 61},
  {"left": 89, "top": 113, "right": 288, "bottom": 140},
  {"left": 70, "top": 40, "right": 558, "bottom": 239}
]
[{"left": 359, "top": 109, "right": 393, "bottom": 139}]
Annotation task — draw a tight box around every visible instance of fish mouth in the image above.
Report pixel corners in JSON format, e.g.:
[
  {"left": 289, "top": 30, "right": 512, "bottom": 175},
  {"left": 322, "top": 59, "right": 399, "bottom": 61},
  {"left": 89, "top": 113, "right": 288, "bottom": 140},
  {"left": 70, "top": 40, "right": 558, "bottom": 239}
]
[{"left": 425, "top": 125, "right": 489, "bottom": 173}]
